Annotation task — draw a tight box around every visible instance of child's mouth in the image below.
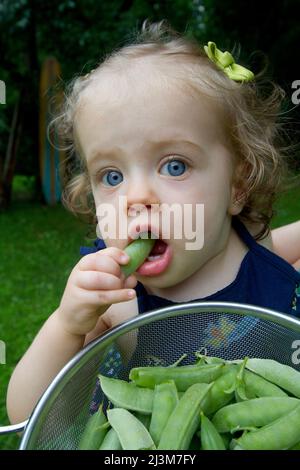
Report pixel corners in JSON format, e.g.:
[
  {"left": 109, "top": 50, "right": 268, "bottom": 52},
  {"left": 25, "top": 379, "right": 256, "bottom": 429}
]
[{"left": 136, "top": 239, "right": 172, "bottom": 276}]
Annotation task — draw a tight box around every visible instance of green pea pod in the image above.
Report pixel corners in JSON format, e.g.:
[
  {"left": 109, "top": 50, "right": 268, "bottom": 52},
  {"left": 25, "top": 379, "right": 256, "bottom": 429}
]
[
  {"left": 121, "top": 238, "right": 155, "bottom": 278},
  {"left": 195, "top": 353, "right": 225, "bottom": 365},
  {"left": 245, "top": 358, "right": 300, "bottom": 398},
  {"left": 243, "top": 369, "right": 288, "bottom": 398},
  {"left": 133, "top": 411, "right": 151, "bottom": 429},
  {"left": 149, "top": 380, "right": 179, "bottom": 446},
  {"left": 129, "top": 363, "right": 224, "bottom": 391},
  {"left": 99, "top": 428, "right": 122, "bottom": 450},
  {"left": 99, "top": 374, "right": 153, "bottom": 414},
  {"left": 234, "top": 403, "right": 300, "bottom": 450},
  {"left": 78, "top": 404, "right": 109, "bottom": 450},
  {"left": 158, "top": 383, "right": 212, "bottom": 450},
  {"left": 234, "top": 357, "right": 250, "bottom": 402},
  {"left": 200, "top": 412, "right": 226, "bottom": 450},
  {"left": 290, "top": 441, "right": 300, "bottom": 450},
  {"left": 212, "top": 397, "right": 300, "bottom": 433},
  {"left": 201, "top": 365, "right": 238, "bottom": 416},
  {"left": 107, "top": 408, "right": 156, "bottom": 450}
]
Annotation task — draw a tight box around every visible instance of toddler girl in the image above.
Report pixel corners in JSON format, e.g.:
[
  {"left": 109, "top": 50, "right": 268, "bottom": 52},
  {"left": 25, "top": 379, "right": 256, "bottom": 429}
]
[{"left": 7, "top": 20, "right": 300, "bottom": 424}]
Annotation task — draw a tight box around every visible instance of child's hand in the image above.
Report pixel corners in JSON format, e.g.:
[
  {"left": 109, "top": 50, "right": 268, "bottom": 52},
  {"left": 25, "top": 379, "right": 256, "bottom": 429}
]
[{"left": 56, "top": 247, "right": 137, "bottom": 336}]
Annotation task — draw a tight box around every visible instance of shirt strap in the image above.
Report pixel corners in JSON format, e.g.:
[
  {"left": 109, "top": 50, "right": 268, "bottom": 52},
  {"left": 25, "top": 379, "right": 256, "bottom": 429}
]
[{"left": 80, "top": 238, "right": 106, "bottom": 256}]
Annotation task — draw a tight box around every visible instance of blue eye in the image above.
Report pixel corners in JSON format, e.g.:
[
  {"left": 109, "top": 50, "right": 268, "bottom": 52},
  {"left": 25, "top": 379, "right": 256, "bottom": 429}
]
[
  {"left": 160, "top": 159, "right": 186, "bottom": 177},
  {"left": 102, "top": 170, "right": 123, "bottom": 186}
]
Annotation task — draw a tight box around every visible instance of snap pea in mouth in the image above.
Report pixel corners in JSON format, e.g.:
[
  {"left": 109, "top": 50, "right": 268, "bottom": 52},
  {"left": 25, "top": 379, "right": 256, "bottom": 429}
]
[{"left": 121, "top": 237, "right": 156, "bottom": 278}]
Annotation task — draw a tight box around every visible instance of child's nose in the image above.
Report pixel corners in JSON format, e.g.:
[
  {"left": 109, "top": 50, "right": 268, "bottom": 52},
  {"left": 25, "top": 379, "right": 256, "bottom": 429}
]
[
  {"left": 126, "top": 179, "right": 159, "bottom": 210},
  {"left": 128, "top": 203, "right": 153, "bottom": 218}
]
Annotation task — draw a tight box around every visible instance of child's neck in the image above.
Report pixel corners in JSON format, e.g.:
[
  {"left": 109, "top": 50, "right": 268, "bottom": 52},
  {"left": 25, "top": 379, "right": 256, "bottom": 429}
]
[{"left": 144, "top": 226, "right": 248, "bottom": 302}]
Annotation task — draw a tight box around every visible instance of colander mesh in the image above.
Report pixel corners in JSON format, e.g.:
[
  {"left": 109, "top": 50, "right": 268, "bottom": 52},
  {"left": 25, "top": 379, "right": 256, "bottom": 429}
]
[{"left": 24, "top": 308, "right": 300, "bottom": 450}]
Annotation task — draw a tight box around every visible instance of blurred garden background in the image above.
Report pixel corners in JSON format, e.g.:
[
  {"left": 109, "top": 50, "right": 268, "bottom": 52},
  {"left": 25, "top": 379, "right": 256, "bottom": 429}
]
[{"left": 0, "top": 0, "right": 300, "bottom": 450}]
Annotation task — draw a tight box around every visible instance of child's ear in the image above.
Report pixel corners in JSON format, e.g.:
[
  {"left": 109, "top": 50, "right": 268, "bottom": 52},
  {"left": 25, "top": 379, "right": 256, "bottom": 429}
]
[
  {"left": 228, "top": 160, "right": 249, "bottom": 215},
  {"left": 228, "top": 185, "right": 246, "bottom": 216}
]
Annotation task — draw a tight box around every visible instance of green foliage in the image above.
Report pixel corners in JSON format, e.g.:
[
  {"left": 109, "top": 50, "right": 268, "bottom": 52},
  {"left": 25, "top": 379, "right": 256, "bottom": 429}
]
[
  {"left": 0, "top": 0, "right": 196, "bottom": 177},
  {"left": 198, "top": 0, "right": 300, "bottom": 156},
  {"left": 1, "top": 0, "right": 300, "bottom": 179}
]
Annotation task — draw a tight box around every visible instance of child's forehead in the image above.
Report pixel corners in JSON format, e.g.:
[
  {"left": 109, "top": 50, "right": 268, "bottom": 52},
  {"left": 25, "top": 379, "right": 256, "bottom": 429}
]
[
  {"left": 79, "top": 64, "right": 182, "bottom": 109},
  {"left": 79, "top": 80, "right": 213, "bottom": 130},
  {"left": 78, "top": 70, "right": 221, "bottom": 127},
  {"left": 75, "top": 60, "right": 231, "bottom": 158}
]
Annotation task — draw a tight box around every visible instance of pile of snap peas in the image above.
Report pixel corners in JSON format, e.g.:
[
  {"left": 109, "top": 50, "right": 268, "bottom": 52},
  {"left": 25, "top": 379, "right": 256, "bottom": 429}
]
[{"left": 78, "top": 355, "right": 300, "bottom": 450}]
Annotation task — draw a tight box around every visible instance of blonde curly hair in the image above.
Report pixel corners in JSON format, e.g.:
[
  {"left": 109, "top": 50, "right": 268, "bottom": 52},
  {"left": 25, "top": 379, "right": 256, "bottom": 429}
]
[{"left": 52, "top": 19, "right": 292, "bottom": 240}]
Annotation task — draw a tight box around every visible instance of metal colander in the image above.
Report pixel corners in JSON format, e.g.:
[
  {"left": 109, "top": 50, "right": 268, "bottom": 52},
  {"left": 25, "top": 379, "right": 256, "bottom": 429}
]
[{"left": 3, "top": 301, "right": 300, "bottom": 450}]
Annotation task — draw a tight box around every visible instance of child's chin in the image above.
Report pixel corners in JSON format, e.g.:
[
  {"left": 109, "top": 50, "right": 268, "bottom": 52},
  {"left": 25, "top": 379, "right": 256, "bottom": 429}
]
[{"left": 136, "top": 272, "right": 182, "bottom": 290}]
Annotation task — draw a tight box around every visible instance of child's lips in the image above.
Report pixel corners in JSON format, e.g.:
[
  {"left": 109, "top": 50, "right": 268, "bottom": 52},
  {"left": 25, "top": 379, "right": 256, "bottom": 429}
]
[
  {"left": 136, "top": 242, "right": 172, "bottom": 276},
  {"left": 126, "top": 221, "right": 172, "bottom": 276}
]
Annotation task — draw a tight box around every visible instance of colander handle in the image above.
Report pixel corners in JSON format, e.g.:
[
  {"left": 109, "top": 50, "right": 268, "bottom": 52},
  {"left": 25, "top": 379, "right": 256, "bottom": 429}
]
[{"left": 0, "top": 420, "right": 28, "bottom": 435}]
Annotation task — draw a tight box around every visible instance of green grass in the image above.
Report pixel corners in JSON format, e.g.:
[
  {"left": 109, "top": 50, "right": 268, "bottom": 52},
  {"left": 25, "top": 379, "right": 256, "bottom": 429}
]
[
  {"left": 0, "top": 181, "right": 299, "bottom": 449},
  {"left": 0, "top": 198, "right": 89, "bottom": 450}
]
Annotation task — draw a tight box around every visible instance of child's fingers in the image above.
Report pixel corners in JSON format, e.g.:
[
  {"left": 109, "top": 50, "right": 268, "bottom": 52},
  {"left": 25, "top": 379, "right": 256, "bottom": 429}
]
[
  {"left": 76, "top": 271, "right": 124, "bottom": 291},
  {"left": 79, "top": 255, "right": 123, "bottom": 281},
  {"left": 75, "top": 271, "right": 137, "bottom": 291},
  {"left": 124, "top": 274, "right": 137, "bottom": 289},
  {"left": 78, "top": 247, "right": 129, "bottom": 276},
  {"left": 86, "top": 287, "right": 136, "bottom": 307}
]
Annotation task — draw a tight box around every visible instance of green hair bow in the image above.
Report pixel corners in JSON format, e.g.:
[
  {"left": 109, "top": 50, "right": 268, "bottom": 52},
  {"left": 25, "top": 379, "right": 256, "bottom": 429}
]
[{"left": 204, "top": 42, "right": 254, "bottom": 82}]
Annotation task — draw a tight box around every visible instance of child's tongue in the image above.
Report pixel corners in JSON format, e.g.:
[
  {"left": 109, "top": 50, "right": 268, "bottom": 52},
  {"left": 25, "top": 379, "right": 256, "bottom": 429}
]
[{"left": 149, "top": 239, "right": 168, "bottom": 255}]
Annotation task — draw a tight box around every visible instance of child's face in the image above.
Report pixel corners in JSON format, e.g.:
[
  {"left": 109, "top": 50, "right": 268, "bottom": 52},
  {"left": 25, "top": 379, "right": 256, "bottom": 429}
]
[{"left": 76, "top": 72, "right": 241, "bottom": 290}]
